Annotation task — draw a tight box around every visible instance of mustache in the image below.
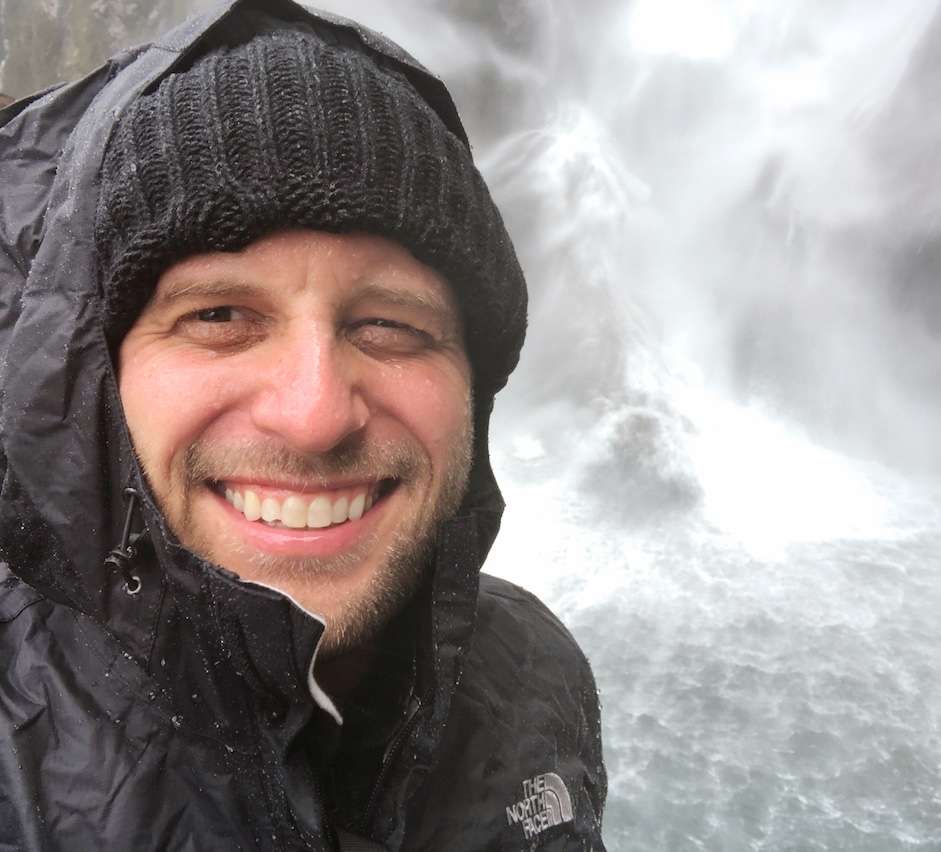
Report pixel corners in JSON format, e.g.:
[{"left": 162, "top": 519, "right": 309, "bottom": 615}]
[{"left": 182, "top": 434, "right": 425, "bottom": 486}]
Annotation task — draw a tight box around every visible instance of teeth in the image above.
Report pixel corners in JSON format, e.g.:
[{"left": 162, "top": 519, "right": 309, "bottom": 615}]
[
  {"left": 349, "top": 493, "right": 365, "bottom": 521},
  {"left": 281, "top": 496, "right": 307, "bottom": 529},
  {"left": 308, "top": 496, "right": 332, "bottom": 529},
  {"left": 332, "top": 496, "right": 349, "bottom": 524},
  {"left": 243, "top": 490, "right": 262, "bottom": 521},
  {"left": 222, "top": 483, "right": 378, "bottom": 530},
  {"left": 261, "top": 497, "right": 280, "bottom": 523}
]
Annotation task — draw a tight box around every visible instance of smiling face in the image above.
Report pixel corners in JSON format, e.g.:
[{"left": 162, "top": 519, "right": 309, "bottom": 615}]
[{"left": 118, "top": 229, "right": 473, "bottom": 655}]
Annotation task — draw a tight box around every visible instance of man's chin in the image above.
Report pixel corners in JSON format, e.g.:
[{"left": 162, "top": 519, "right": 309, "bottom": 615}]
[
  {"left": 252, "top": 557, "right": 426, "bottom": 659},
  {"left": 179, "top": 516, "right": 431, "bottom": 657},
  {"left": 295, "top": 529, "right": 429, "bottom": 653}
]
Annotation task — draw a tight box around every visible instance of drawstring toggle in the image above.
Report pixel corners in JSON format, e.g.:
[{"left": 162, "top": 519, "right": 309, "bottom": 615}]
[{"left": 104, "top": 487, "right": 143, "bottom": 596}]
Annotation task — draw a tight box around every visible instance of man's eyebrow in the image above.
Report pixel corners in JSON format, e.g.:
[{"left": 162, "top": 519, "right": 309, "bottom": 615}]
[
  {"left": 354, "top": 281, "right": 459, "bottom": 326},
  {"left": 152, "top": 279, "right": 263, "bottom": 308}
]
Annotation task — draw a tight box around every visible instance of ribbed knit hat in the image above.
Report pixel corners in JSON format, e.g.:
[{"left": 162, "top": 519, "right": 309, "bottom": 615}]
[{"left": 96, "top": 24, "right": 527, "bottom": 393}]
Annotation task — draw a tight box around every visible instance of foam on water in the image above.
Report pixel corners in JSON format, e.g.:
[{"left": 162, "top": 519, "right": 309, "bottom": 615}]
[{"left": 489, "top": 411, "right": 941, "bottom": 849}]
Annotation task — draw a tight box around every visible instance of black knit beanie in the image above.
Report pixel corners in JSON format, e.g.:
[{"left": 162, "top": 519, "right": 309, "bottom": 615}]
[{"left": 96, "top": 23, "right": 527, "bottom": 393}]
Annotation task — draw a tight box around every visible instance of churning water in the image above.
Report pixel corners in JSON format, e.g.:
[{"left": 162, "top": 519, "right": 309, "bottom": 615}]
[{"left": 5, "top": 0, "right": 941, "bottom": 848}]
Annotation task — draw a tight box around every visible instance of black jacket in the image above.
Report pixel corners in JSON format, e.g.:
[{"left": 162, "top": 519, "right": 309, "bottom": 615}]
[{"left": 0, "top": 2, "right": 607, "bottom": 849}]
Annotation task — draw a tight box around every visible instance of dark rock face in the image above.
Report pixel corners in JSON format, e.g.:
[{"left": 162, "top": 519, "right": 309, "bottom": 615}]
[{"left": 0, "top": 0, "right": 214, "bottom": 97}]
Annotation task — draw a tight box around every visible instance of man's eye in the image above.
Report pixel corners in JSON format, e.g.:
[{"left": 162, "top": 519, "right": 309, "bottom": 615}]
[
  {"left": 175, "top": 306, "right": 263, "bottom": 348},
  {"left": 348, "top": 318, "right": 435, "bottom": 354},
  {"left": 365, "top": 318, "right": 420, "bottom": 333},
  {"left": 195, "top": 306, "right": 240, "bottom": 323}
]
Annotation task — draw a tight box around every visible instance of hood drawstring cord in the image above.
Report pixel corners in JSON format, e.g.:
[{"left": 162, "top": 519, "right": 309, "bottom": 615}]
[{"left": 104, "top": 487, "right": 143, "bottom": 596}]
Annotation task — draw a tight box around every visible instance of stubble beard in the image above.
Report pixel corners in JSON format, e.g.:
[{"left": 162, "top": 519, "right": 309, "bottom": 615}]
[{"left": 150, "top": 424, "right": 474, "bottom": 656}]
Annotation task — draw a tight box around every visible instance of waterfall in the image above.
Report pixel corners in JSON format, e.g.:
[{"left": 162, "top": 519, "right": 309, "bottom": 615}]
[{"left": 3, "top": 1, "right": 941, "bottom": 847}]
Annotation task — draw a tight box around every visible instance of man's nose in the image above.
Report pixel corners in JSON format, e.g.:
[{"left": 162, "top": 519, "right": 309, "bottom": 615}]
[{"left": 249, "top": 330, "right": 369, "bottom": 454}]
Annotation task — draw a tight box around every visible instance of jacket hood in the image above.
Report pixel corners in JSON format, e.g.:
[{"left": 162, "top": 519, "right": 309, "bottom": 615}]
[{"left": 0, "top": 0, "right": 515, "bottom": 817}]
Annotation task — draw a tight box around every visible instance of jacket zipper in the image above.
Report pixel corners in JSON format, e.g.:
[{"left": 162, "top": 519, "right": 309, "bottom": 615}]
[{"left": 361, "top": 693, "right": 422, "bottom": 833}]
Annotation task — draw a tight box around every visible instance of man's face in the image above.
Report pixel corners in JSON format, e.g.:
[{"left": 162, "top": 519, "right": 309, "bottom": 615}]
[{"left": 119, "top": 229, "right": 473, "bottom": 655}]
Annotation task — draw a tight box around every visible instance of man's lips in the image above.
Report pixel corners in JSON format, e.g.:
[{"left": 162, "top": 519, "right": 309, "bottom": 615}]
[{"left": 206, "top": 478, "right": 397, "bottom": 558}]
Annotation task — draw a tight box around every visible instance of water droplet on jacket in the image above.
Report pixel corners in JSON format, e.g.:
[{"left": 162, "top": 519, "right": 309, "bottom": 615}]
[{"left": 171, "top": 714, "right": 182, "bottom": 727}]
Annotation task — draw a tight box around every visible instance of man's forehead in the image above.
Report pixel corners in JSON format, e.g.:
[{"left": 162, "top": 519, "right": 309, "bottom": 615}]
[{"left": 150, "top": 229, "right": 462, "bottom": 321}]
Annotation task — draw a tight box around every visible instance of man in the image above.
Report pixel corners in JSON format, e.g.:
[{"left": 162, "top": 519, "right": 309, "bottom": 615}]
[
  {"left": 0, "top": 94, "right": 13, "bottom": 109},
  {"left": 0, "top": 1, "right": 606, "bottom": 850}
]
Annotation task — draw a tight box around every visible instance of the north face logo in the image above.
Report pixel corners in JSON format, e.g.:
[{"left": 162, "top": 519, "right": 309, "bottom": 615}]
[{"left": 505, "top": 772, "right": 574, "bottom": 840}]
